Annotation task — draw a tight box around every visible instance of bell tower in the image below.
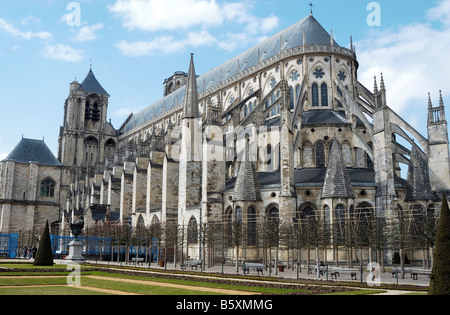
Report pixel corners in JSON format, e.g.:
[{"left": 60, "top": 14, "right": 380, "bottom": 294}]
[
  {"left": 59, "top": 68, "right": 113, "bottom": 169},
  {"left": 58, "top": 68, "right": 118, "bottom": 219}
]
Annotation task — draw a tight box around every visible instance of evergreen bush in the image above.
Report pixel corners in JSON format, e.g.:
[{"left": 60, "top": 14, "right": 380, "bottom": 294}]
[
  {"left": 429, "top": 195, "right": 450, "bottom": 295},
  {"left": 33, "top": 220, "right": 54, "bottom": 266}
]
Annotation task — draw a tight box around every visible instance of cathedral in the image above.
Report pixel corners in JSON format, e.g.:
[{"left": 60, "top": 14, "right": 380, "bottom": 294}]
[{"left": 1, "top": 14, "right": 449, "bottom": 263}]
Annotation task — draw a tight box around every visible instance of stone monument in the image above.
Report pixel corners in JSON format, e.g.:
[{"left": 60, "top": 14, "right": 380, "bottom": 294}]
[{"left": 65, "top": 217, "right": 86, "bottom": 263}]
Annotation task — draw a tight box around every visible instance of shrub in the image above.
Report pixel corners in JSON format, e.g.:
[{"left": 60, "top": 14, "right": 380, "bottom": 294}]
[
  {"left": 429, "top": 195, "right": 450, "bottom": 295},
  {"left": 33, "top": 220, "right": 54, "bottom": 267}
]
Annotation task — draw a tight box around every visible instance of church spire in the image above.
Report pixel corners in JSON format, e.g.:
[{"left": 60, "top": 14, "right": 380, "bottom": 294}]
[
  {"left": 373, "top": 76, "right": 378, "bottom": 94},
  {"left": 183, "top": 53, "right": 199, "bottom": 119}
]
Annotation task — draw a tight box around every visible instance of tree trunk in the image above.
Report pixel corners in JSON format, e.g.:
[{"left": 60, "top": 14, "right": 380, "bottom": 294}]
[{"left": 400, "top": 248, "right": 405, "bottom": 279}]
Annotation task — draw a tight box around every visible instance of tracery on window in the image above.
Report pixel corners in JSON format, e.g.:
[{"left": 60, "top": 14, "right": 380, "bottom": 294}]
[
  {"left": 40, "top": 178, "right": 55, "bottom": 197},
  {"left": 315, "top": 142, "right": 325, "bottom": 167}
]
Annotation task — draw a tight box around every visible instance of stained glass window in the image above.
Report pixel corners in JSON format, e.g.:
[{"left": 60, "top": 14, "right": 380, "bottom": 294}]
[
  {"left": 40, "top": 178, "right": 55, "bottom": 197},
  {"left": 270, "top": 77, "right": 277, "bottom": 89},
  {"left": 290, "top": 70, "right": 300, "bottom": 82},
  {"left": 312, "top": 83, "right": 319, "bottom": 107},
  {"left": 337, "top": 86, "right": 343, "bottom": 108},
  {"left": 187, "top": 217, "right": 198, "bottom": 244},
  {"left": 321, "top": 83, "right": 328, "bottom": 107},
  {"left": 248, "top": 207, "right": 257, "bottom": 246},
  {"left": 316, "top": 142, "right": 325, "bottom": 167},
  {"left": 290, "top": 86, "right": 295, "bottom": 110},
  {"left": 313, "top": 68, "right": 325, "bottom": 79}
]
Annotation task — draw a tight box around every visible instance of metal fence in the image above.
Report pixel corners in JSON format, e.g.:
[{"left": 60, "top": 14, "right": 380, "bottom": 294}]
[
  {"left": 0, "top": 233, "right": 159, "bottom": 262},
  {"left": 0, "top": 234, "right": 18, "bottom": 258},
  {"left": 50, "top": 235, "right": 159, "bottom": 262}
]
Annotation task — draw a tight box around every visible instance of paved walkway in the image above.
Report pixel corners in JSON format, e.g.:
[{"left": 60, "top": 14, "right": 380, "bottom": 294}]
[{"left": 78, "top": 259, "right": 430, "bottom": 287}]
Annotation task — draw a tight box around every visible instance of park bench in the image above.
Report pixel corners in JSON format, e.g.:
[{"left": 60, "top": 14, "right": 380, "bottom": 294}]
[
  {"left": 130, "top": 257, "right": 145, "bottom": 265},
  {"left": 243, "top": 263, "right": 265, "bottom": 275},
  {"left": 391, "top": 267, "right": 431, "bottom": 280},
  {"left": 391, "top": 267, "right": 413, "bottom": 278},
  {"left": 328, "top": 267, "right": 359, "bottom": 280},
  {"left": 410, "top": 269, "right": 431, "bottom": 280},
  {"left": 181, "top": 259, "right": 202, "bottom": 270}
]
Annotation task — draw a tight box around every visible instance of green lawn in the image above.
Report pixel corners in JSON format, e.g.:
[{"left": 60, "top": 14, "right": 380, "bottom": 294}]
[
  {"left": 0, "top": 263, "right": 376, "bottom": 295},
  {"left": 0, "top": 286, "right": 109, "bottom": 295}
]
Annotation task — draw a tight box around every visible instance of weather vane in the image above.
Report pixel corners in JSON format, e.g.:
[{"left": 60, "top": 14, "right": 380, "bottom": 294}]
[{"left": 310, "top": 2, "right": 313, "bottom": 15}]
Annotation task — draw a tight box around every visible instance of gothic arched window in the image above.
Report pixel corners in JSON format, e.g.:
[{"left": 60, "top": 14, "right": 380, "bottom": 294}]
[
  {"left": 366, "top": 143, "right": 374, "bottom": 169},
  {"left": 92, "top": 103, "right": 100, "bottom": 121},
  {"left": 225, "top": 207, "right": 233, "bottom": 246},
  {"left": 312, "top": 83, "right": 319, "bottom": 107},
  {"left": 290, "top": 86, "right": 295, "bottom": 110},
  {"left": 315, "top": 142, "right": 325, "bottom": 167},
  {"left": 321, "top": 83, "right": 328, "bottom": 107},
  {"left": 187, "top": 217, "right": 198, "bottom": 244},
  {"left": 40, "top": 178, "right": 55, "bottom": 197},
  {"left": 235, "top": 207, "right": 242, "bottom": 223},
  {"left": 248, "top": 207, "right": 257, "bottom": 246},
  {"left": 296, "top": 84, "right": 301, "bottom": 101},
  {"left": 267, "top": 207, "right": 279, "bottom": 222},
  {"left": 335, "top": 205, "right": 346, "bottom": 239}
]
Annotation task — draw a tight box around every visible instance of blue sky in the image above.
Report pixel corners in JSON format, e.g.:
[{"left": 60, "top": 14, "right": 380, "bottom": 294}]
[{"left": 0, "top": 0, "right": 449, "bottom": 160}]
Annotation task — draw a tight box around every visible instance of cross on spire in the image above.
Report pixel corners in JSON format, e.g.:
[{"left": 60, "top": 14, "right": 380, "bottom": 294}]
[{"left": 309, "top": 2, "right": 313, "bottom": 15}]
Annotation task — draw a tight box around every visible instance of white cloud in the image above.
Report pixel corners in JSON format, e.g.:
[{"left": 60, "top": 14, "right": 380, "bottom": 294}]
[
  {"left": 110, "top": 0, "right": 279, "bottom": 54},
  {"left": 356, "top": 0, "right": 450, "bottom": 122},
  {"left": 115, "top": 106, "right": 145, "bottom": 118},
  {"left": 109, "top": 0, "right": 224, "bottom": 31},
  {"left": 20, "top": 15, "right": 42, "bottom": 25},
  {"left": 117, "top": 30, "right": 218, "bottom": 56},
  {"left": 0, "top": 18, "right": 52, "bottom": 40},
  {"left": 428, "top": 0, "right": 450, "bottom": 27},
  {"left": 42, "top": 44, "right": 84, "bottom": 62},
  {"left": 72, "top": 23, "right": 104, "bottom": 42}
]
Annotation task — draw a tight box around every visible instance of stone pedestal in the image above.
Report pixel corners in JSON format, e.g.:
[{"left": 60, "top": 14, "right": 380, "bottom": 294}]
[{"left": 64, "top": 239, "right": 85, "bottom": 263}]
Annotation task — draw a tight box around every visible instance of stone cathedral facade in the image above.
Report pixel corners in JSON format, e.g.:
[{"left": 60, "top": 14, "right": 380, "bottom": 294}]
[{"left": 1, "top": 14, "right": 449, "bottom": 262}]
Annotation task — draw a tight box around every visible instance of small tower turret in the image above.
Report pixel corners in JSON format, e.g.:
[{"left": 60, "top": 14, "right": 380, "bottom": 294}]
[{"left": 427, "top": 91, "right": 450, "bottom": 193}]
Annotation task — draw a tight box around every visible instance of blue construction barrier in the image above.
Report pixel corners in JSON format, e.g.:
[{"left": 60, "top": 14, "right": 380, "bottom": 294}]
[
  {"left": 0, "top": 234, "right": 18, "bottom": 258},
  {"left": 0, "top": 233, "right": 159, "bottom": 261}
]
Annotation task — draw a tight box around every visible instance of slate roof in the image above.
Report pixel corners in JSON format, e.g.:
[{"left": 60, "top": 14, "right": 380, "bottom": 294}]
[
  {"left": 4, "top": 138, "right": 61, "bottom": 166},
  {"left": 405, "top": 144, "right": 434, "bottom": 201},
  {"left": 78, "top": 69, "right": 110, "bottom": 97},
  {"left": 121, "top": 14, "right": 339, "bottom": 133},
  {"left": 321, "top": 139, "right": 355, "bottom": 199},
  {"left": 303, "top": 110, "right": 351, "bottom": 125}
]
